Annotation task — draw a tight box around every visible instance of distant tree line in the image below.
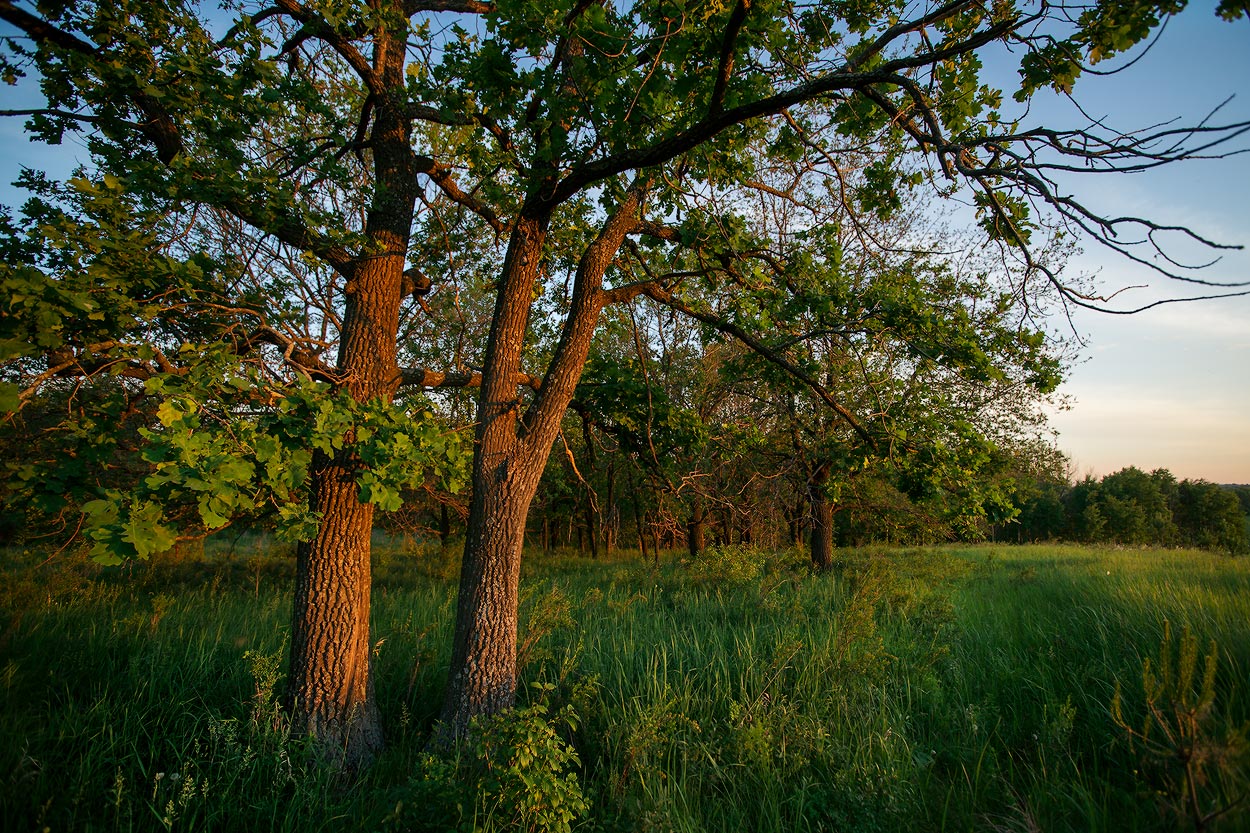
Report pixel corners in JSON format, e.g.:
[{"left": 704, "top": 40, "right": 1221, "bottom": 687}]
[
  {"left": 999, "top": 466, "right": 1249, "bottom": 554},
  {"left": 385, "top": 420, "right": 1249, "bottom": 557}
]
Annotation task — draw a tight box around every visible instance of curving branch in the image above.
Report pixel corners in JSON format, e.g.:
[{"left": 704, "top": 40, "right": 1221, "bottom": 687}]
[
  {"left": 271, "top": 0, "right": 380, "bottom": 95},
  {"left": 521, "top": 181, "right": 649, "bottom": 450},
  {"left": 845, "top": 66, "right": 1250, "bottom": 309},
  {"left": 641, "top": 284, "right": 872, "bottom": 445}
]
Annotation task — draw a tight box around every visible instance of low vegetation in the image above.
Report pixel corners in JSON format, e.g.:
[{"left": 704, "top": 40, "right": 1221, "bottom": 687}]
[{"left": 1, "top": 540, "right": 1246, "bottom": 832}]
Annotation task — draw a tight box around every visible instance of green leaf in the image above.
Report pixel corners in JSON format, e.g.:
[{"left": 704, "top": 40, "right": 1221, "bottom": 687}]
[
  {"left": 120, "top": 501, "right": 177, "bottom": 559},
  {"left": 0, "top": 381, "right": 21, "bottom": 412}
]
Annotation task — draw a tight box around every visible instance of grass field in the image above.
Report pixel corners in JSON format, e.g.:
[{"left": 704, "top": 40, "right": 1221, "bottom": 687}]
[{"left": 1, "top": 540, "right": 1246, "bottom": 832}]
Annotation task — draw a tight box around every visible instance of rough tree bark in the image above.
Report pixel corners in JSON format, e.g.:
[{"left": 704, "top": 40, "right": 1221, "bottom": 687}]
[
  {"left": 289, "top": 454, "right": 382, "bottom": 769},
  {"left": 439, "top": 188, "right": 646, "bottom": 740},
  {"left": 285, "top": 27, "right": 414, "bottom": 768},
  {"left": 287, "top": 252, "right": 407, "bottom": 768}
]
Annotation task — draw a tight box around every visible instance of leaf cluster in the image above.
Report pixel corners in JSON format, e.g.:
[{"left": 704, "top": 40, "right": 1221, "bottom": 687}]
[{"left": 83, "top": 368, "right": 468, "bottom": 563}]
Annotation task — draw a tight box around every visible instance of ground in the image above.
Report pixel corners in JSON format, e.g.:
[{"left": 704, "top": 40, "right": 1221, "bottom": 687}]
[{"left": 1, "top": 539, "right": 1246, "bottom": 832}]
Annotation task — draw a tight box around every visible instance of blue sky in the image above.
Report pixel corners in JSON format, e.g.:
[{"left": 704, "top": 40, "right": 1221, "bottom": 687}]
[
  {"left": 2, "top": 3, "right": 1248, "bottom": 482},
  {"left": 998, "top": 6, "right": 1250, "bottom": 483}
]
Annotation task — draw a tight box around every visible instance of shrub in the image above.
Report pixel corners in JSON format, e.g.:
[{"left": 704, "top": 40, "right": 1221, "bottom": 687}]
[
  {"left": 680, "top": 544, "right": 766, "bottom": 584},
  {"left": 470, "top": 699, "right": 589, "bottom": 833},
  {"left": 385, "top": 698, "right": 589, "bottom": 833}
]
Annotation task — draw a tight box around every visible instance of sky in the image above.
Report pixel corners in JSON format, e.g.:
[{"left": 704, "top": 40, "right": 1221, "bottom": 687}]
[
  {"left": 994, "top": 7, "right": 1250, "bottom": 484},
  {"left": 1, "top": 3, "right": 1248, "bottom": 483}
]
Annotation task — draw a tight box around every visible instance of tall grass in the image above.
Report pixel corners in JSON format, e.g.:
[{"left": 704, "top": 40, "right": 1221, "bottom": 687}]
[{"left": 1, "top": 541, "right": 1246, "bottom": 831}]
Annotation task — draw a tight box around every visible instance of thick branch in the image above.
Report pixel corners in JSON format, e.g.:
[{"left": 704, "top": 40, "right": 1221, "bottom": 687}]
[
  {"left": 272, "top": 0, "right": 380, "bottom": 94},
  {"left": 404, "top": 0, "right": 495, "bottom": 13},
  {"left": 521, "top": 182, "right": 648, "bottom": 453},
  {"left": 414, "top": 154, "right": 507, "bottom": 233},
  {"left": 543, "top": 3, "right": 1022, "bottom": 209},
  {"left": 709, "top": 0, "right": 749, "bottom": 116},
  {"left": 399, "top": 368, "right": 481, "bottom": 388}
]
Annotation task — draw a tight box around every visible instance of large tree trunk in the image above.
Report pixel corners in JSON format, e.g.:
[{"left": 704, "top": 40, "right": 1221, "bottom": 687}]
[
  {"left": 286, "top": 249, "right": 404, "bottom": 768},
  {"left": 288, "top": 454, "right": 382, "bottom": 770},
  {"left": 286, "top": 25, "right": 414, "bottom": 768},
  {"left": 437, "top": 216, "right": 550, "bottom": 742},
  {"left": 441, "top": 435, "right": 544, "bottom": 731},
  {"left": 286, "top": 250, "right": 406, "bottom": 770},
  {"left": 439, "top": 188, "right": 645, "bottom": 741}
]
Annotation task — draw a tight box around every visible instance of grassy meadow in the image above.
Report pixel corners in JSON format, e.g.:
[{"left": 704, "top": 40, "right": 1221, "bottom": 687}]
[{"left": 1, "top": 540, "right": 1247, "bottom": 832}]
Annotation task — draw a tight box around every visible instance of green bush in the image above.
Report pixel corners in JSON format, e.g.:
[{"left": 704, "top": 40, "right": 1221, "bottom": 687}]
[
  {"left": 680, "top": 544, "right": 766, "bottom": 584},
  {"left": 471, "top": 699, "right": 589, "bottom": 833},
  {"left": 385, "top": 698, "right": 589, "bottom": 833}
]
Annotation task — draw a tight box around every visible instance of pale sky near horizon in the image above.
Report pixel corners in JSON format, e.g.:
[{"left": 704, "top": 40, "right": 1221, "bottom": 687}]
[{"left": 1, "top": 3, "right": 1248, "bottom": 483}]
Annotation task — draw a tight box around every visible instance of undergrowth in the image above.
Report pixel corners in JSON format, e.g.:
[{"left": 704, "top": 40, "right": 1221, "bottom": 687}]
[{"left": 1, "top": 541, "right": 1247, "bottom": 832}]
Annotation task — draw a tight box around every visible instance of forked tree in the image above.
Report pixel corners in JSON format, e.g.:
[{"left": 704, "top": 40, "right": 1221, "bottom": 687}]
[{"left": 2, "top": 0, "right": 1248, "bottom": 766}]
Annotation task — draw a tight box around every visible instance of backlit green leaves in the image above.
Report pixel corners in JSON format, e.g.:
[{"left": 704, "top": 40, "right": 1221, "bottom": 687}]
[
  {"left": 82, "top": 370, "right": 468, "bottom": 563},
  {"left": 82, "top": 497, "right": 177, "bottom": 565},
  {"left": 1016, "top": 0, "right": 1187, "bottom": 100},
  {"left": 974, "top": 191, "right": 1033, "bottom": 247}
]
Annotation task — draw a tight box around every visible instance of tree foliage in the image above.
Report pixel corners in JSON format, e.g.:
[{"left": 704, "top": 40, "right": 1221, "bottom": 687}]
[{"left": 1003, "top": 465, "right": 1249, "bottom": 553}]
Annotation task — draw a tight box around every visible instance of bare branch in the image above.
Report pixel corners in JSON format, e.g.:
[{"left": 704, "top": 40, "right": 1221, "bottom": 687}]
[{"left": 0, "top": 107, "right": 109, "bottom": 124}]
